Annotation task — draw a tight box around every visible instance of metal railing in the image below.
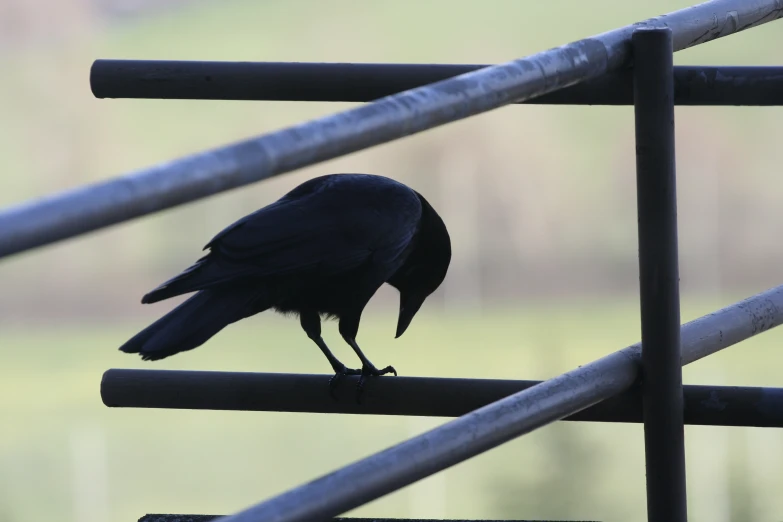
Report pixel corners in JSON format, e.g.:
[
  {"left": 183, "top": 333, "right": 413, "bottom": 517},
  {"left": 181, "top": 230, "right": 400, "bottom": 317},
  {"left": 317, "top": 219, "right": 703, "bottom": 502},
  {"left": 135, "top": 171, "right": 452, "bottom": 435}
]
[
  {"left": 90, "top": 61, "right": 783, "bottom": 106},
  {"left": 2, "top": 1, "right": 783, "bottom": 521},
  {"left": 100, "top": 369, "right": 783, "bottom": 427}
]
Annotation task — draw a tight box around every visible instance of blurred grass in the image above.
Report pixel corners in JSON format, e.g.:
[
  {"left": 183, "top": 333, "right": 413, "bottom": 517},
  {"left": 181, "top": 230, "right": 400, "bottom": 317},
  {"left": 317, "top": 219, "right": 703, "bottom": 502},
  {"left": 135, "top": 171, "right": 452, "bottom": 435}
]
[{"left": 3, "top": 295, "right": 783, "bottom": 521}]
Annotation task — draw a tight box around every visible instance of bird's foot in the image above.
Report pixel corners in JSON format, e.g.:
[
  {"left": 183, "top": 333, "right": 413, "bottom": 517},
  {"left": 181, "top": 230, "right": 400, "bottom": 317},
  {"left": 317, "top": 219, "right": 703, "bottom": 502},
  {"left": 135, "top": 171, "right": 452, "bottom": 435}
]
[
  {"left": 328, "top": 364, "right": 362, "bottom": 400},
  {"left": 355, "top": 364, "right": 397, "bottom": 404}
]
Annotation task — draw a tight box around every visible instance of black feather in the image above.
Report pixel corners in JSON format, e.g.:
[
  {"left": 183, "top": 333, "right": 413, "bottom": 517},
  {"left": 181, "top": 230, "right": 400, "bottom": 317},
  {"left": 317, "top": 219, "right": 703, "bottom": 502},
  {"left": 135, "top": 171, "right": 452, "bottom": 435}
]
[{"left": 118, "top": 173, "right": 452, "bottom": 378}]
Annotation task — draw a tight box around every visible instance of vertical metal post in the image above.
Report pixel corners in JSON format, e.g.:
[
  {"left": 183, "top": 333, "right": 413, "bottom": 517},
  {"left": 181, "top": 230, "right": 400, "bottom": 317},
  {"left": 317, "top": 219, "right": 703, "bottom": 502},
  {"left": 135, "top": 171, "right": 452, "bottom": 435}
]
[{"left": 633, "top": 28, "right": 688, "bottom": 522}]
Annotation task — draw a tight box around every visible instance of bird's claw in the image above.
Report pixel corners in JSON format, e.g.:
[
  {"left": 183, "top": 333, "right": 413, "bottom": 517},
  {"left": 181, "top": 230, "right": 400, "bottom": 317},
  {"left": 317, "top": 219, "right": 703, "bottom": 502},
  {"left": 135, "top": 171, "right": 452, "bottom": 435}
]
[
  {"left": 370, "top": 365, "right": 397, "bottom": 377},
  {"left": 328, "top": 363, "right": 398, "bottom": 403},
  {"left": 355, "top": 364, "right": 397, "bottom": 404},
  {"left": 328, "top": 365, "right": 361, "bottom": 400}
]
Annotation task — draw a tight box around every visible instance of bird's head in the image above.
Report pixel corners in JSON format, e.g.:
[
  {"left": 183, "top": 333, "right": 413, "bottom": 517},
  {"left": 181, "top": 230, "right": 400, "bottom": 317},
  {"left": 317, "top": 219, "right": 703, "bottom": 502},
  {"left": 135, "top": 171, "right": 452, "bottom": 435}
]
[{"left": 390, "top": 193, "right": 451, "bottom": 339}]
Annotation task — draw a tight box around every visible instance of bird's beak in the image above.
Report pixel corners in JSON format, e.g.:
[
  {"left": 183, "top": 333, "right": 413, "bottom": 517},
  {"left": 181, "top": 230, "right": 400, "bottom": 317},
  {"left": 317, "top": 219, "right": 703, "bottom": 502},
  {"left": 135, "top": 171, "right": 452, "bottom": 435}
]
[{"left": 395, "top": 294, "right": 424, "bottom": 338}]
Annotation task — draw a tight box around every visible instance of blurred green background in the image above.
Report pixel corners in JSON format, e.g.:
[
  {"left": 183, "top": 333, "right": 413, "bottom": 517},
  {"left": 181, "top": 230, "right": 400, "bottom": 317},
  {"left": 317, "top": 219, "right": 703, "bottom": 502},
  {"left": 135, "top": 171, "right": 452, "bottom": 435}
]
[{"left": 1, "top": 1, "right": 783, "bottom": 521}]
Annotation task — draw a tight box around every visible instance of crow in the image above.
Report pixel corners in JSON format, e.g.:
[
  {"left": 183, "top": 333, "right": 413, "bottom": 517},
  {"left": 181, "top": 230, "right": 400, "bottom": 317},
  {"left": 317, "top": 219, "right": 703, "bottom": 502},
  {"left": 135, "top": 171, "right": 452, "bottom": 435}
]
[{"left": 119, "top": 173, "right": 452, "bottom": 398}]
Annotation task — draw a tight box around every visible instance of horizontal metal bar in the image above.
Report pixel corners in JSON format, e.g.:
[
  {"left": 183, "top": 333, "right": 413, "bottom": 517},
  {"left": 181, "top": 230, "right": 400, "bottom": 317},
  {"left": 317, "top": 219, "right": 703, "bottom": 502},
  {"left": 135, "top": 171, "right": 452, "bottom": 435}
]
[
  {"left": 90, "top": 60, "right": 783, "bottom": 106},
  {"left": 139, "top": 515, "right": 589, "bottom": 522},
  {"left": 214, "top": 283, "right": 783, "bottom": 522},
  {"left": 141, "top": 517, "right": 219, "bottom": 522},
  {"left": 101, "top": 369, "right": 783, "bottom": 428},
  {"left": 1, "top": 0, "right": 780, "bottom": 260}
]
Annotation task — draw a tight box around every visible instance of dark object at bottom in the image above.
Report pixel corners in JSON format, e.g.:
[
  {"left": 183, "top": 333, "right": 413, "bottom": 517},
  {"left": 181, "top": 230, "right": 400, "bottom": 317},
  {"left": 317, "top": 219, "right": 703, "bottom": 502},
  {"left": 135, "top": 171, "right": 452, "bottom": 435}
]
[
  {"left": 139, "top": 515, "right": 597, "bottom": 522},
  {"left": 140, "top": 516, "right": 218, "bottom": 522}
]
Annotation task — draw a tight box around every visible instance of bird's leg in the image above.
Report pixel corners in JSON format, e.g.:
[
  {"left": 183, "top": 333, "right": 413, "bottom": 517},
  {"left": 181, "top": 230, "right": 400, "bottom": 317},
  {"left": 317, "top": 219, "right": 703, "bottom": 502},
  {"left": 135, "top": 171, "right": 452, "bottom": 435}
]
[
  {"left": 314, "top": 336, "right": 362, "bottom": 398},
  {"left": 300, "top": 311, "right": 359, "bottom": 399},
  {"left": 338, "top": 309, "right": 397, "bottom": 403},
  {"left": 344, "top": 337, "right": 397, "bottom": 402}
]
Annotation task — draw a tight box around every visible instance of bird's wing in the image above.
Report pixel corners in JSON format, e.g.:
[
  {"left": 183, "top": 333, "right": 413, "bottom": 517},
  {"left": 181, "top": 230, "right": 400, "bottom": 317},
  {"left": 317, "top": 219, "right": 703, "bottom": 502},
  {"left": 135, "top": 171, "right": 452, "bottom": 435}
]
[
  {"left": 142, "top": 183, "right": 421, "bottom": 303},
  {"left": 207, "top": 193, "right": 417, "bottom": 277},
  {"left": 209, "top": 204, "right": 369, "bottom": 277}
]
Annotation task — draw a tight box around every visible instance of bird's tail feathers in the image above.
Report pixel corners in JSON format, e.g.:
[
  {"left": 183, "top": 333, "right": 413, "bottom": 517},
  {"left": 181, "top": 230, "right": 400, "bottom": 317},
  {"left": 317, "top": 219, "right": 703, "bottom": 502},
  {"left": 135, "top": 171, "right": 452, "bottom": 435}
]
[{"left": 119, "top": 287, "right": 266, "bottom": 361}]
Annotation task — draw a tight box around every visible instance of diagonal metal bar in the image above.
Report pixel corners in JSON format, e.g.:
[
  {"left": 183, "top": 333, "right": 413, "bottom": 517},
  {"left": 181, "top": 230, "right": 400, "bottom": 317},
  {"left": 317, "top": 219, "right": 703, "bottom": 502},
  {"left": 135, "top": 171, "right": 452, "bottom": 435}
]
[
  {"left": 0, "top": 0, "right": 781, "bottom": 259},
  {"left": 213, "top": 284, "right": 783, "bottom": 522},
  {"left": 100, "top": 368, "right": 783, "bottom": 428},
  {"left": 90, "top": 61, "right": 783, "bottom": 106}
]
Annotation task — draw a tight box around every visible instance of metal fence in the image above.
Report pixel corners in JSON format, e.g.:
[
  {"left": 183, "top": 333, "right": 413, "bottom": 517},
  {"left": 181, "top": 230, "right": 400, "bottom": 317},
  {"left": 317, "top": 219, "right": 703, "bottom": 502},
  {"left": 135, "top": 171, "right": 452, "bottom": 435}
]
[{"left": 2, "top": 1, "right": 783, "bottom": 521}]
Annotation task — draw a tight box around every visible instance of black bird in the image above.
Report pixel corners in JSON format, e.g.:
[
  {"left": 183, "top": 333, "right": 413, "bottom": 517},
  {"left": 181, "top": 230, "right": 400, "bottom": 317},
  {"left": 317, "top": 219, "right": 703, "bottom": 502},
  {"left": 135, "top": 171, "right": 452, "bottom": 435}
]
[{"left": 119, "top": 173, "right": 451, "bottom": 397}]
